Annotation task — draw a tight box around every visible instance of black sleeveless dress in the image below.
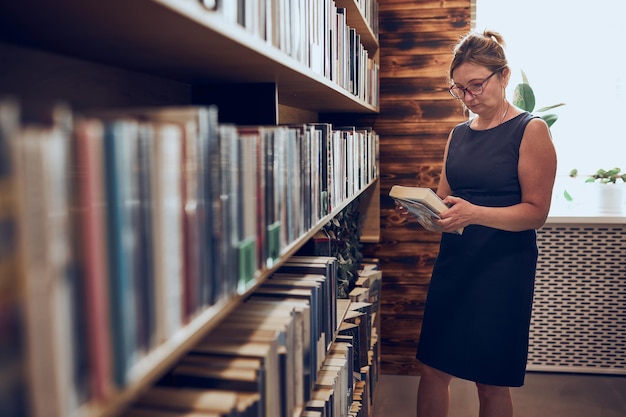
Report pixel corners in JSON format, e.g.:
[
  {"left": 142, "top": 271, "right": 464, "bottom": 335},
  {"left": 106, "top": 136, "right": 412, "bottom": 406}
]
[{"left": 416, "top": 112, "right": 539, "bottom": 387}]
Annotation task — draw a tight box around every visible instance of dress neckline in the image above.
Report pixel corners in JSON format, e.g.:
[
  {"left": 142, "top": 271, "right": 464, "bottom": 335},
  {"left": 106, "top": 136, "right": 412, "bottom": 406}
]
[{"left": 467, "top": 112, "right": 527, "bottom": 132}]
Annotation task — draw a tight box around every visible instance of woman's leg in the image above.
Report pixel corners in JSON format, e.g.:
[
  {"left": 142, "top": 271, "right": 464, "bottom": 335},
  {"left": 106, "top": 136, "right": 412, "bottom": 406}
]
[
  {"left": 476, "top": 383, "right": 513, "bottom": 417},
  {"left": 416, "top": 363, "right": 453, "bottom": 417}
]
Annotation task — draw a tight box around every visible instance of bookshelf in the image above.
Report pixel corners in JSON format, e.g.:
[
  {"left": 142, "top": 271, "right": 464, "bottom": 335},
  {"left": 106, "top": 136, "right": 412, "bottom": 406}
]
[
  {"left": 0, "top": 1, "right": 380, "bottom": 416},
  {"left": 81, "top": 178, "right": 379, "bottom": 417},
  {"left": 0, "top": 0, "right": 379, "bottom": 115}
]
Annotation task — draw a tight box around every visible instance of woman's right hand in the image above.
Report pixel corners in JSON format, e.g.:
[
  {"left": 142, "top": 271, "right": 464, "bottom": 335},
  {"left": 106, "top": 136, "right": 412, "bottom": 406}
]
[{"left": 394, "top": 201, "right": 411, "bottom": 219}]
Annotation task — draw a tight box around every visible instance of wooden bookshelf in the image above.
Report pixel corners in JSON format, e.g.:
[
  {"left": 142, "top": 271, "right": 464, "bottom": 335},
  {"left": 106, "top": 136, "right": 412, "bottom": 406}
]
[
  {"left": 360, "top": 178, "right": 381, "bottom": 242},
  {"left": 78, "top": 177, "right": 379, "bottom": 417},
  {"left": 0, "top": 0, "right": 379, "bottom": 113},
  {"left": 0, "top": 1, "right": 380, "bottom": 416}
]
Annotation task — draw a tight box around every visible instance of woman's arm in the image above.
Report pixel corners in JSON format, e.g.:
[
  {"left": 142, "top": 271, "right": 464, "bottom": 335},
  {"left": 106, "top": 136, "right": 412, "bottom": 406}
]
[{"left": 436, "top": 130, "right": 454, "bottom": 200}]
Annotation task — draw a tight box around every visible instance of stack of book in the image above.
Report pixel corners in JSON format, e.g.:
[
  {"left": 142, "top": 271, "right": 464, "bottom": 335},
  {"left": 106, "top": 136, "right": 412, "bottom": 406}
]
[{"left": 126, "top": 255, "right": 339, "bottom": 417}]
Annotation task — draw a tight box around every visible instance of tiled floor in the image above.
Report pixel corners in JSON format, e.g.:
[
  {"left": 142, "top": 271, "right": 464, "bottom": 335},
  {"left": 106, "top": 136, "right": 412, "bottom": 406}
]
[{"left": 372, "top": 372, "right": 626, "bottom": 417}]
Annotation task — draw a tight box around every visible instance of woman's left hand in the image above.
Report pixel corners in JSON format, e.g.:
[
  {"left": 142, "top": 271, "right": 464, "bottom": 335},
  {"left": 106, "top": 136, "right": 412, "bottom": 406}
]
[{"left": 437, "top": 195, "right": 477, "bottom": 233}]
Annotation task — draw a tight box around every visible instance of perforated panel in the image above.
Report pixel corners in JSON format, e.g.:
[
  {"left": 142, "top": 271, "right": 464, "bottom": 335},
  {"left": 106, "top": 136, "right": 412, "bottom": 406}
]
[{"left": 528, "top": 224, "right": 626, "bottom": 375}]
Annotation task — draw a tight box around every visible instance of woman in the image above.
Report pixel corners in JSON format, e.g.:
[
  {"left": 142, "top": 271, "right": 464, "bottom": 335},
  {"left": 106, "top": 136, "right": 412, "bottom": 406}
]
[{"left": 409, "top": 30, "right": 557, "bottom": 417}]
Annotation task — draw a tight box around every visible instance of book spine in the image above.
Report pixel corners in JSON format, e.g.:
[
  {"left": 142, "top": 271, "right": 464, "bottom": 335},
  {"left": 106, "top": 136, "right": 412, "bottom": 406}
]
[
  {"left": 133, "top": 123, "right": 156, "bottom": 355},
  {"left": 15, "top": 109, "right": 78, "bottom": 417},
  {"left": 103, "top": 120, "right": 139, "bottom": 387},
  {"left": 205, "top": 106, "right": 223, "bottom": 305},
  {"left": 73, "top": 118, "right": 114, "bottom": 401},
  {"left": 196, "top": 111, "right": 213, "bottom": 309},
  {"left": 151, "top": 123, "right": 184, "bottom": 344},
  {"left": 0, "top": 98, "right": 30, "bottom": 417}
]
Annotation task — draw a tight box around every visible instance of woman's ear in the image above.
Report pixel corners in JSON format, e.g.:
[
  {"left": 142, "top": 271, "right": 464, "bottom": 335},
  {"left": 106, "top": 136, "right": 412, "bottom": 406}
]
[{"left": 501, "top": 66, "right": 511, "bottom": 86}]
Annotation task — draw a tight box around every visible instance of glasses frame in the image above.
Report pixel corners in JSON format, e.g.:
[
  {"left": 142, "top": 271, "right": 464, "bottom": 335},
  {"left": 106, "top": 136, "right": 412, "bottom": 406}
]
[{"left": 448, "top": 68, "right": 503, "bottom": 100}]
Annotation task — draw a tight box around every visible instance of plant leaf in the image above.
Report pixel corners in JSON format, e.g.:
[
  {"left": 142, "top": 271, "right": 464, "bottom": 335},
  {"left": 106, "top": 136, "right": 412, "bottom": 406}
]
[
  {"left": 563, "top": 189, "right": 573, "bottom": 202},
  {"left": 537, "top": 103, "right": 566, "bottom": 112},
  {"left": 541, "top": 114, "right": 558, "bottom": 128},
  {"left": 513, "top": 83, "right": 535, "bottom": 112},
  {"left": 521, "top": 69, "right": 529, "bottom": 85}
]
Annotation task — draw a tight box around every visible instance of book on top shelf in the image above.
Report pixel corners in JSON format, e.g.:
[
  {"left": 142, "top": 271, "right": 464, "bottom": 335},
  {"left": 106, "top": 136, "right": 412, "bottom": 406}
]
[{"left": 389, "top": 185, "right": 464, "bottom": 235}]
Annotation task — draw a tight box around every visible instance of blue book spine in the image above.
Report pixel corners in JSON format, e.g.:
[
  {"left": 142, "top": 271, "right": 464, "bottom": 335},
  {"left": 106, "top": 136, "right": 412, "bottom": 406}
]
[{"left": 103, "top": 120, "right": 138, "bottom": 387}]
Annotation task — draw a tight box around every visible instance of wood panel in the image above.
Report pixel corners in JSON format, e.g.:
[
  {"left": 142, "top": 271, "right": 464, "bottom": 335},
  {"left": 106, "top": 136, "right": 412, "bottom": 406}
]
[{"left": 364, "top": 0, "right": 472, "bottom": 376}]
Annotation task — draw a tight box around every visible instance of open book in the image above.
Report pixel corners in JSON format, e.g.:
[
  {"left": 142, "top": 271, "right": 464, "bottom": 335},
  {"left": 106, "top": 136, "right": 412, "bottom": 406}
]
[{"left": 389, "top": 185, "right": 463, "bottom": 235}]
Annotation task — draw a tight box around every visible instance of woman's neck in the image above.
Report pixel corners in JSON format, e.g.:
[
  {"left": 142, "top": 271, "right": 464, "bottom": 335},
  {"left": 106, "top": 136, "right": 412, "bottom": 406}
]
[{"left": 471, "top": 100, "right": 510, "bottom": 130}]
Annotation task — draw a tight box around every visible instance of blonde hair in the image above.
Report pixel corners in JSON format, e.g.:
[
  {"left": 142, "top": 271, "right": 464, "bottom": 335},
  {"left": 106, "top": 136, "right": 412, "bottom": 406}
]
[{"left": 449, "top": 30, "right": 508, "bottom": 80}]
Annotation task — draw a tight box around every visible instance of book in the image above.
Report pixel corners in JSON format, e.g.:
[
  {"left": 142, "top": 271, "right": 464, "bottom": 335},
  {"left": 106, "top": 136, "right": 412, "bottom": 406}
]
[
  {"left": 72, "top": 117, "right": 114, "bottom": 402},
  {"left": 0, "top": 97, "right": 30, "bottom": 417},
  {"left": 234, "top": 125, "right": 259, "bottom": 293},
  {"left": 245, "top": 295, "right": 312, "bottom": 402},
  {"left": 262, "top": 126, "right": 281, "bottom": 266},
  {"left": 122, "top": 406, "right": 224, "bottom": 417},
  {"left": 101, "top": 118, "right": 144, "bottom": 388},
  {"left": 280, "top": 256, "right": 338, "bottom": 339},
  {"left": 134, "top": 386, "right": 238, "bottom": 414},
  {"left": 214, "top": 301, "right": 301, "bottom": 417},
  {"left": 150, "top": 122, "right": 184, "bottom": 345},
  {"left": 111, "top": 105, "right": 221, "bottom": 313},
  {"left": 133, "top": 122, "right": 156, "bottom": 356},
  {"left": 189, "top": 338, "right": 280, "bottom": 417},
  {"left": 13, "top": 101, "right": 81, "bottom": 416},
  {"left": 388, "top": 185, "right": 464, "bottom": 235},
  {"left": 252, "top": 285, "right": 321, "bottom": 392}
]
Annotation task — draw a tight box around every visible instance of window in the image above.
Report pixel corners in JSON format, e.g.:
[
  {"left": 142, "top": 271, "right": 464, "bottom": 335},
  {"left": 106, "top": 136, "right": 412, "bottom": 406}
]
[{"left": 475, "top": 0, "right": 626, "bottom": 178}]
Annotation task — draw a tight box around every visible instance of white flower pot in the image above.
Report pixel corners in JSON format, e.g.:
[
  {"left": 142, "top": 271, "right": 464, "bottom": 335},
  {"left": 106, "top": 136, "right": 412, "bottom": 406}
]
[{"left": 597, "top": 183, "right": 625, "bottom": 214}]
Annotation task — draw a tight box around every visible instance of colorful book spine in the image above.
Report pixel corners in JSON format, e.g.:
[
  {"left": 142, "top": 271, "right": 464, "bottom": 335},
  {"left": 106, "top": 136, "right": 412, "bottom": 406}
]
[{"left": 102, "top": 119, "right": 140, "bottom": 387}]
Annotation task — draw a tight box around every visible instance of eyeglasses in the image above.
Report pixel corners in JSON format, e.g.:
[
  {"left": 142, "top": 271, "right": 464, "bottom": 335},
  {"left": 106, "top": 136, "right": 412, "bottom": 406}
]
[{"left": 449, "top": 69, "right": 501, "bottom": 99}]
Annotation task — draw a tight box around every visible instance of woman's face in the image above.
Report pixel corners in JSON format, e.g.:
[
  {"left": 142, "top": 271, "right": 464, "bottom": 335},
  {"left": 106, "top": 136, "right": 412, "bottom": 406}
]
[{"left": 451, "top": 62, "right": 507, "bottom": 115}]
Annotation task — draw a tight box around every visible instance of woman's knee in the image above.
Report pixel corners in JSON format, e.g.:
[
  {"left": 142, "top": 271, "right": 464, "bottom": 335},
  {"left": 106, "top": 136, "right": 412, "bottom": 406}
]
[
  {"left": 475, "top": 383, "right": 510, "bottom": 400},
  {"left": 419, "top": 363, "right": 453, "bottom": 384}
]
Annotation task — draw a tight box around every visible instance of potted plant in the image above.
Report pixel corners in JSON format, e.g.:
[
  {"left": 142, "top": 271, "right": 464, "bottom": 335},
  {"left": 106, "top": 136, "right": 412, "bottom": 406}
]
[
  {"left": 570, "top": 167, "right": 626, "bottom": 184},
  {"left": 569, "top": 168, "right": 625, "bottom": 213},
  {"left": 512, "top": 70, "right": 565, "bottom": 127}
]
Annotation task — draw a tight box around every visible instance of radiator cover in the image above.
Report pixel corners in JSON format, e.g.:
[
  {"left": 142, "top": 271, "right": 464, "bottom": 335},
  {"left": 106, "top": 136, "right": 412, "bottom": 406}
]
[{"left": 527, "top": 223, "right": 626, "bottom": 375}]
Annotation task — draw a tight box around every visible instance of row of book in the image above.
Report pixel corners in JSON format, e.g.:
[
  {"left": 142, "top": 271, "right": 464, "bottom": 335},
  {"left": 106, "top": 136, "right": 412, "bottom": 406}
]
[
  {"left": 0, "top": 98, "right": 378, "bottom": 417},
  {"left": 122, "top": 256, "right": 382, "bottom": 417},
  {"left": 354, "top": 0, "right": 379, "bottom": 38},
  {"left": 202, "top": 0, "right": 380, "bottom": 107}
]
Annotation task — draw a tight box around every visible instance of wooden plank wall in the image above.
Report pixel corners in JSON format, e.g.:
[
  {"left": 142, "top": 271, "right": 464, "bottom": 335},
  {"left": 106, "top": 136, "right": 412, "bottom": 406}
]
[{"left": 368, "top": 0, "right": 472, "bottom": 376}]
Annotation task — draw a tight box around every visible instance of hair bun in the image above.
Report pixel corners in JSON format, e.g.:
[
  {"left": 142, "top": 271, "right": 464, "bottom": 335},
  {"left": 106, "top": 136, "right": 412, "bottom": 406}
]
[{"left": 483, "top": 30, "right": 506, "bottom": 48}]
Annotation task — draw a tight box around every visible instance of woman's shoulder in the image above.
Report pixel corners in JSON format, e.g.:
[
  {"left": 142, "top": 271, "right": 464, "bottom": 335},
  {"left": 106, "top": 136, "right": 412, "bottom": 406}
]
[
  {"left": 452, "top": 118, "right": 472, "bottom": 132},
  {"left": 508, "top": 111, "right": 543, "bottom": 129}
]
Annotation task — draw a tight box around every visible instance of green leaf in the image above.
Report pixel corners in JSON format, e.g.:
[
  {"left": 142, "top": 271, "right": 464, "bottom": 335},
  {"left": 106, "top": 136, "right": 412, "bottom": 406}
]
[
  {"left": 541, "top": 114, "right": 558, "bottom": 128},
  {"left": 536, "top": 103, "right": 566, "bottom": 112},
  {"left": 521, "top": 69, "right": 529, "bottom": 85},
  {"left": 563, "top": 189, "right": 573, "bottom": 202},
  {"left": 607, "top": 167, "right": 621, "bottom": 176},
  {"left": 513, "top": 83, "right": 535, "bottom": 112}
]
